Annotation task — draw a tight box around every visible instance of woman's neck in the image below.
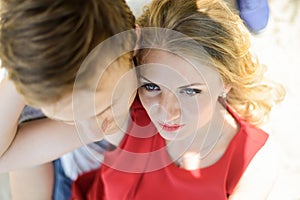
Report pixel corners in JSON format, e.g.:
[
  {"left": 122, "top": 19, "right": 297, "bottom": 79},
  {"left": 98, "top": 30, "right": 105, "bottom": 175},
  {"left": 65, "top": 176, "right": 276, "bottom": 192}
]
[{"left": 166, "top": 101, "right": 238, "bottom": 169}]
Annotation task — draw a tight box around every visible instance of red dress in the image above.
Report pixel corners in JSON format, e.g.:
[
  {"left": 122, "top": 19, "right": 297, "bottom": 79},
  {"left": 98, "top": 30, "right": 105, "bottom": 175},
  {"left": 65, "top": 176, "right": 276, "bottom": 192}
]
[{"left": 71, "top": 97, "right": 268, "bottom": 200}]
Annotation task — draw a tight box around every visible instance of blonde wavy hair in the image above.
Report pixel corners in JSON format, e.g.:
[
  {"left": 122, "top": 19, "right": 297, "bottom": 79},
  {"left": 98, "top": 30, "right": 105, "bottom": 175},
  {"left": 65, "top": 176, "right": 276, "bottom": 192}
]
[
  {"left": 0, "top": 0, "right": 136, "bottom": 107},
  {"left": 136, "top": 0, "right": 285, "bottom": 125}
]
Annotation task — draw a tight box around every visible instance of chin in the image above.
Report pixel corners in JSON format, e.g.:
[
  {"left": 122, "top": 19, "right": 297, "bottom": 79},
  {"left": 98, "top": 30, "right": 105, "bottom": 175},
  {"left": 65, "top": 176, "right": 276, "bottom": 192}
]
[{"left": 158, "top": 131, "right": 190, "bottom": 141}]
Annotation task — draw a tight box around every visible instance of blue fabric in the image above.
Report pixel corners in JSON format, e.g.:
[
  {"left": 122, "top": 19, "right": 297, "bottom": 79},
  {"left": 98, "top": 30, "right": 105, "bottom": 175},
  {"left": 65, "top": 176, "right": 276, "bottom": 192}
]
[
  {"left": 53, "top": 159, "right": 73, "bottom": 200},
  {"left": 237, "top": 0, "right": 270, "bottom": 33},
  {"left": 52, "top": 141, "right": 111, "bottom": 200},
  {"left": 18, "top": 106, "right": 45, "bottom": 124}
]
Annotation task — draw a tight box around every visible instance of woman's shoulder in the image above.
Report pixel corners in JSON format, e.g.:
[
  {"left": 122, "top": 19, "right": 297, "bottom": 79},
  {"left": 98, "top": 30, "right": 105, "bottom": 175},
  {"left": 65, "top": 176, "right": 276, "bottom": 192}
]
[{"left": 227, "top": 104, "right": 269, "bottom": 142}]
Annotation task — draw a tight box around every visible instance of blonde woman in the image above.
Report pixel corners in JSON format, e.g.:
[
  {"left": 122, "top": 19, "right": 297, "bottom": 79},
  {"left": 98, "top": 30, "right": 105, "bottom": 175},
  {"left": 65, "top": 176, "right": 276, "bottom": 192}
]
[{"left": 72, "top": 0, "right": 285, "bottom": 199}]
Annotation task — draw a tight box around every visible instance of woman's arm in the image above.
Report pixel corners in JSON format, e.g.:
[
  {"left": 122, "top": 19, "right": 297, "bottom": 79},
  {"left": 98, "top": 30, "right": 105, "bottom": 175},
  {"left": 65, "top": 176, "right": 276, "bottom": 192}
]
[{"left": 229, "top": 136, "right": 280, "bottom": 200}]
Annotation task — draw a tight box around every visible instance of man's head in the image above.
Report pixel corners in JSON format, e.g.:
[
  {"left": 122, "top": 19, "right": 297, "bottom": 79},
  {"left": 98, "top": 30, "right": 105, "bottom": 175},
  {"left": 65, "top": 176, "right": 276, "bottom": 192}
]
[
  {"left": 0, "top": 0, "right": 138, "bottom": 135},
  {"left": 0, "top": 0, "right": 136, "bottom": 107}
]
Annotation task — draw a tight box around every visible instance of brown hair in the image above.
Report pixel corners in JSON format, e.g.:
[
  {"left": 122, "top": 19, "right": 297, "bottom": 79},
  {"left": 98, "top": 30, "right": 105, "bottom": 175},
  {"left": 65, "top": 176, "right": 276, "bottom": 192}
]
[
  {"left": 136, "top": 0, "right": 285, "bottom": 125},
  {"left": 0, "top": 0, "right": 136, "bottom": 107}
]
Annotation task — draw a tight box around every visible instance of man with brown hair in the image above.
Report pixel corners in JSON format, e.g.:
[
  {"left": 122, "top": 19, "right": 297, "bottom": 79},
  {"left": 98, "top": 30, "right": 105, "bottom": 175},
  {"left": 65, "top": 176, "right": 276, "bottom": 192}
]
[{"left": 0, "top": 0, "right": 137, "bottom": 199}]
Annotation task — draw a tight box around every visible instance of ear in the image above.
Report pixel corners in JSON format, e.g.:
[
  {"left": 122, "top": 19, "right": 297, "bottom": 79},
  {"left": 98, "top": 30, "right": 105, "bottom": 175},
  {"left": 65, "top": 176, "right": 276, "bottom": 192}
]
[
  {"left": 224, "top": 84, "right": 232, "bottom": 94},
  {"left": 133, "top": 24, "right": 141, "bottom": 56},
  {"left": 219, "top": 84, "right": 232, "bottom": 100}
]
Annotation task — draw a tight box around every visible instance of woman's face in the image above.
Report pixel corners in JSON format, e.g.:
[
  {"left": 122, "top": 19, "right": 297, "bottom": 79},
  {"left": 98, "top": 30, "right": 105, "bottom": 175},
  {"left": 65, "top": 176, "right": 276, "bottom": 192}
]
[
  {"left": 138, "top": 50, "right": 223, "bottom": 141},
  {"left": 41, "top": 63, "right": 137, "bottom": 136}
]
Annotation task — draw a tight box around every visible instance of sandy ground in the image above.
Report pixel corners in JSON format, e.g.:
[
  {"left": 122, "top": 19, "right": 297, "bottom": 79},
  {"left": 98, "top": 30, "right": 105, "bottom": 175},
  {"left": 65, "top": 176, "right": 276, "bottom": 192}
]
[
  {"left": 1, "top": 0, "right": 300, "bottom": 199},
  {"left": 252, "top": 0, "right": 300, "bottom": 199}
]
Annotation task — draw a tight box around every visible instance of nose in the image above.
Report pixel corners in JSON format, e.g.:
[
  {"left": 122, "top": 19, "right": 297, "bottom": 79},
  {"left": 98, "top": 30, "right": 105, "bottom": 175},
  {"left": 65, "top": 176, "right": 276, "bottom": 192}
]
[{"left": 159, "top": 91, "right": 181, "bottom": 123}]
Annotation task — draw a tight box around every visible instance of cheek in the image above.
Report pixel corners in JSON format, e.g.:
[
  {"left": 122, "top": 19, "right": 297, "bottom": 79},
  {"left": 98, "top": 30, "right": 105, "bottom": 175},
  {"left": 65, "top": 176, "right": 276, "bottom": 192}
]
[
  {"left": 183, "top": 96, "right": 214, "bottom": 126},
  {"left": 197, "top": 105, "right": 213, "bottom": 126},
  {"left": 138, "top": 89, "right": 158, "bottom": 117},
  {"left": 138, "top": 89, "right": 149, "bottom": 106}
]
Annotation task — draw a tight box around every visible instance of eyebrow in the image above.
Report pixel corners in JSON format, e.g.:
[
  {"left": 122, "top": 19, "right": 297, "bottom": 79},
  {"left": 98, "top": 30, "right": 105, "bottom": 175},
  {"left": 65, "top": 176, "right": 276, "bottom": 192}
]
[
  {"left": 139, "top": 76, "right": 205, "bottom": 88},
  {"left": 139, "top": 76, "right": 154, "bottom": 83},
  {"left": 178, "top": 83, "right": 205, "bottom": 89}
]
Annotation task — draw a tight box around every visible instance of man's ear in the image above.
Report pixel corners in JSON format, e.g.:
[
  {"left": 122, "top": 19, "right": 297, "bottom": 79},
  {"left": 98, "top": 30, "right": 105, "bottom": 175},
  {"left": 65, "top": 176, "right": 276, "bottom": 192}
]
[{"left": 133, "top": 24, "right": 141, "bottom": 56}]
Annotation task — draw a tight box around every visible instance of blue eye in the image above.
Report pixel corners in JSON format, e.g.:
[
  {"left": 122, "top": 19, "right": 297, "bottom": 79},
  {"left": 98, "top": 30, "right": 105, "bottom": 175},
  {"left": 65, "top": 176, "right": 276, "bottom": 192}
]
[
  {"left": 141, "top": 83, "right": 160, "bottom": 91},
  {"left": 180, "top": 88, "right": 201, "bottom": 96}
]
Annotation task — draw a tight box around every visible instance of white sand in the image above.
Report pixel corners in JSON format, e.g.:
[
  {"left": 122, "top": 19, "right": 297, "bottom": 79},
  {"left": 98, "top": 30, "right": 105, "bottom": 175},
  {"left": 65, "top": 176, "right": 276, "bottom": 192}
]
[{"left": 251, "top": 0, "right": 300, "bottom": 199}]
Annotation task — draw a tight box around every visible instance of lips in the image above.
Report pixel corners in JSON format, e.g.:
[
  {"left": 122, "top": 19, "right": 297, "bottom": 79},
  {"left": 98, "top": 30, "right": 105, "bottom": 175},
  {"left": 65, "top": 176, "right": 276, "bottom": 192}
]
[{"left": 159, "top": 122, "right": 184, "bottom": 132}]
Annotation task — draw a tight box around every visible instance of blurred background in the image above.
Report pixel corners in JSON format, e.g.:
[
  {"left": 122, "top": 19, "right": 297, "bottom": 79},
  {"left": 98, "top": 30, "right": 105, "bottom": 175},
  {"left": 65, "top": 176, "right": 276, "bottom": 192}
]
[
  {"left": 1, "top": 0, "right": 300, "bottom": 199},
  {"left": 251, "top": 0, "right": 300, "bottom": 199}
]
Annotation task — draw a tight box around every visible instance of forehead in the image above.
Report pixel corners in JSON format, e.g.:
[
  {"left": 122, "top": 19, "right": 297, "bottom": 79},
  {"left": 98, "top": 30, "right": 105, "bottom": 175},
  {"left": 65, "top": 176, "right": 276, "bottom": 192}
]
[
  {"left": 138, "top": 50, "right": 221, "bottom": 86},
  {"left": 41, "top": 61, "right": 137, "bottom": 122}
]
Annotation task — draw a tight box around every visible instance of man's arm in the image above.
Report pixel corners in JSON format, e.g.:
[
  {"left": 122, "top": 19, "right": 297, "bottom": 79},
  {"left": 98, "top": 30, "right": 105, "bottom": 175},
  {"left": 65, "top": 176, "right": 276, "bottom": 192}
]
[
  {"left": 0, "top": 117, "right": 95, "bottom": 173},
  {"left": 0, "top": 76, "right": 108, "bottom": 173},
  {"left": 0, "top": 77, "right": 25, "bottom": 158}
]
